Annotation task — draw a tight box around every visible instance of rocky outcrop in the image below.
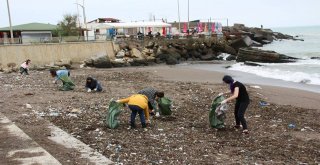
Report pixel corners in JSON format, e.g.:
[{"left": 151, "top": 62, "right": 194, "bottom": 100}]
[
  {"left": 237, "top": 48, "right": 298, "bottom": 63},
  {"left": 79, "top": 24, "right": 304, "bottom": 69},
  {"left": 84, "top": 53, "right": 112, "bottom": 68}
]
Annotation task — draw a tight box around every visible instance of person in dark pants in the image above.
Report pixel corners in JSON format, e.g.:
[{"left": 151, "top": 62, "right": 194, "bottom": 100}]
[
  {"left": 20, "top": 59, "right": 31, "bottom": 75},
  {"left": 117, "top": 94, "right": 151, "bottom": 131},
  {"left": 85, "top": 77, "right": 102, "bottom": 92},
  {"left": 220, "top": 75, "right": 250, "bottom": 134}
]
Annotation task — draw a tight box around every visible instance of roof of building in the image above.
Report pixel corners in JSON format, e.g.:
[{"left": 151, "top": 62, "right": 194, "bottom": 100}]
[
  {"left": 0, "top": 22, "right": 57, "bottom": 31},
  {"left": 88, "top": 18, "right": 120, "bottom": 23},
  {"left": 97, "top": 21, "right": 172, "bottom": 29}
]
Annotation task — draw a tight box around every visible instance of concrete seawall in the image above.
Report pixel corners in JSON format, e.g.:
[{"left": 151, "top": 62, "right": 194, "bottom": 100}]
[{"left": 0, "top": 41, "right": 115, "bottom": 67}]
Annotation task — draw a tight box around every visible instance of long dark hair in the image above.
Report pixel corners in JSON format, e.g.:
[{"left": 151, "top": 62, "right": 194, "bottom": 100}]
[
  {"left": 26, "top": 59, "right": 31, "bottom": 65},
  {"left": 49, "top": 69, "right": 57, "bottom": 76},
  {"left": 222, "top": 75, "right": 235, "bottom": 93}
]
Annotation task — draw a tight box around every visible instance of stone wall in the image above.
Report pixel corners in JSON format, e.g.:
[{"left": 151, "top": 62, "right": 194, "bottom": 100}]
[{"left": 0, "top": 41, "right": 115, "bottom": 67}]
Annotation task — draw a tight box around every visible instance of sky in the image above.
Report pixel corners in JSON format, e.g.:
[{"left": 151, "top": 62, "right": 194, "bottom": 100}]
[{"left": 1, "top": 0, "right": 320, "bottom": 28}]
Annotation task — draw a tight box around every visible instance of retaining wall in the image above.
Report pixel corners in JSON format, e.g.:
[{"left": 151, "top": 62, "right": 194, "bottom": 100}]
[{"left": 0, "top": 41, "right": 115, "bottom": 67}]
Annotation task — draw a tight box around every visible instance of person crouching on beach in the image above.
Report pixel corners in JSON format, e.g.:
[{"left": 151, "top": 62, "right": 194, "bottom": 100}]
[
  {"left": 138, "top": 87, "right": 164, "bottom": 117},
  {"left": 20, "top": 59, "right": 31, "bottom": 75},
  {"left": 117, "top": 94, "right": 152, "bottom": 131},
  {"left": 50, "top": 69, "right": 75, "bottom": 91},
  {"left": 85, "top": 77, "right": 102, "bottom": 92},
  {"left": 221, "top": 75, "right": 250, "bottom": 134}
]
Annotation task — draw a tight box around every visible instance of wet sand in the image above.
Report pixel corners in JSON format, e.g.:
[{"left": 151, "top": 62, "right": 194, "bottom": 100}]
[{"left": 147, "top": 65, "right": 320, "bottom": 110}]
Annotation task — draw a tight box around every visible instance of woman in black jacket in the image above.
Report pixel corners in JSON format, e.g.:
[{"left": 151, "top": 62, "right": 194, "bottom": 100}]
[
  {"left": 85, "top": 77, "right": 102, "bottom": 92},
  {"left": 221, "top": 75, "right": 250, "bottom": 134}
]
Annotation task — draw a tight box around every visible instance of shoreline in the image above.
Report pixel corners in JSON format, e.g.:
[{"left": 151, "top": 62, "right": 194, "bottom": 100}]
[
  {"left": 133, "top": 64, "right": 320, "bottom": 110},
  {"left": 177, "top": 62, "right": 320, "bottom": 94}
]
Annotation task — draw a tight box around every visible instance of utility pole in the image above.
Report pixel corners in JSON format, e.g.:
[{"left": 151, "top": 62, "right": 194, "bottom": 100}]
[
  {"left": 6, "top": 0, "right": 14, "bottom": 44},
  {"left": 187, "top": 0, "right": 190, "bottom": 30},
  {"left": 76, "top": 0, "right": 81, "bottom": 36},
  {"left": 75, "top": 0, "right": 88, "bottom": 41},
  {"left": 177, "top": 0, "right": 181, "bottom": 34}
]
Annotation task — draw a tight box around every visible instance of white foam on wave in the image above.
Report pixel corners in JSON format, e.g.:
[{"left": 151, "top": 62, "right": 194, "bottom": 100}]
[{"left": 228, "top": 63, "right": 320, "bottom": 85}]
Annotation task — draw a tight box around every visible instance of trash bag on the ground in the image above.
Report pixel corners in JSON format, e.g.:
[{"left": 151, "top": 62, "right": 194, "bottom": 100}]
[
  {"left": 209, "top": 95, "right": 228, "bottom": 128},
  {"left": 104, "top": 100, "right": 124, "bottom": 129},
  {"left": 59, "top": 74, "right": 75, "bottom": 91},
  {"left": 158, "top": 97, "right": 172, "bottom": 115}
]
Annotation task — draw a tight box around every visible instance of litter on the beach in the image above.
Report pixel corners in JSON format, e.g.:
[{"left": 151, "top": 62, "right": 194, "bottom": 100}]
[
  {"left": 259, "top": 101, "right": 270, "bottom": 106},
  {"left": 250, "top": 85, "right": 262, "bottom": 89}
]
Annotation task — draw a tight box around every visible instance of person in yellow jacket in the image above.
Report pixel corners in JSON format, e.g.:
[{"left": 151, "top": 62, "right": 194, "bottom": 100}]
[{"left": 117, "top": 94, "right": 151, "bottom": 129}]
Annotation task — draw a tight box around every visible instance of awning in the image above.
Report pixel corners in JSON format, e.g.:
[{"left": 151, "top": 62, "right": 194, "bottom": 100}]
[{"left": 97, "top": 22, "right": 172, "bottom": 29}]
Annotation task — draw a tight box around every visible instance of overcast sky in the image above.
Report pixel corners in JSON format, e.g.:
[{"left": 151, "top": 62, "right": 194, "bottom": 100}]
[{"left": 1, "top": 0, "right": 320, "bottom": 28}]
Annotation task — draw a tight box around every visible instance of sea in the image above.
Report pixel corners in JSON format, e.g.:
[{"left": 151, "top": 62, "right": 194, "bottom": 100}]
[{"left": 181, "top": 26, "right": 320, "bottom": 93}]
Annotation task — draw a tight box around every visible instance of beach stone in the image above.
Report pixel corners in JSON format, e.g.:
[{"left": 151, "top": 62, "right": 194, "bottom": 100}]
[
  {"left": 55, "top": 59, "right": 72, "bottom": 69},
  {"left": 116, "top": 50, "right": 125, "bottom": 58},
  {"left": 229, "top": 36, "right": 253, "bottom": 51},
  {"left": 226, "top": 55, "right": 237, "bottom": 61},
  {"left": 237, "top": 47, "right": 298, "bottom": 63},
  {"left": 92, "top": 54, "right": 112, "bottom": 68},
  {"left": 119, "top": 42, "right": 129, "bottom": 50},
  {"left": 26, "top": 104, "right": 32, "bottom": 109},
  {"left": 146, "top": 41, "right": 155, "bottom": 49},
  {"left": 200, "top": 54, "right": 217, "bottom": 61},
  {"left": 166, "top": 56, "right": 179, "bottom": 65},
  {"left": 131, "top": 48, "right": 145, "bottom": 59}
]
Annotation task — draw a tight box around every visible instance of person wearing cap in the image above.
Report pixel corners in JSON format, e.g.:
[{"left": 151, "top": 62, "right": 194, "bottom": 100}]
[
  {"left": 138, "top": 87, "right": 164, "bottom": 117},
  {"left": 20, "top": 59, "right": 31, "bottom": 75},
  {"left": 117, "top": 94, "right": 152, "bottom": 130},
  {"left": 220, "top": 75, "right": 250, "bottom": 134},
  {"left": 85, "top": 77, "right": 103, "bottom": 92},
  {"left": 50, "top": 69, "right": 74, "bottom": 91}
]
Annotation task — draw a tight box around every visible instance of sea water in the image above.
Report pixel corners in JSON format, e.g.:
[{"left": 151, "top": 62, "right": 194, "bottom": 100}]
[
  {"left": 228, "top": 26, "right": 320, "bottom": 86},
  {"left": 179, "top": 26, "right": 320, "bottom": 93}
]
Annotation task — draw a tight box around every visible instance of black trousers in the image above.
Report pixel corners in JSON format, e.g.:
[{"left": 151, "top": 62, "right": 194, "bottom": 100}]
[{"left": 234, "top": 101, "right": 249, "bottom": 130}]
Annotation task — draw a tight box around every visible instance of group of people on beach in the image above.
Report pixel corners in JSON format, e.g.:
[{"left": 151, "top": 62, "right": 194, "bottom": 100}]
[
  {"left": 19, "top": 59, "right": 103, "bottom": 92},
  {"left": 19, "top": 59, "right": 250, "bottom": 134}
]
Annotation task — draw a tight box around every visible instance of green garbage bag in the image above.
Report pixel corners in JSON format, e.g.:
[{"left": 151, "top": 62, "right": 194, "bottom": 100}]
[
  {"left": 104, "top": 100, "right": 124, "bottom": 129},
  {"left": 209, "top": 95, "right": 227, "bottom": 129},
  {"left": 59, "top": 74, "right": 75, "bottom": 91},
  {"left": 158, "top": 97, "right": 172, "bottom": 115}
]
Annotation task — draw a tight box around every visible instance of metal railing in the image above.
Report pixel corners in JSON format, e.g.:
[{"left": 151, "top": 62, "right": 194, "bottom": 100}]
[{"left": 0, "top": 33, "right": 224, "bottom": 45}]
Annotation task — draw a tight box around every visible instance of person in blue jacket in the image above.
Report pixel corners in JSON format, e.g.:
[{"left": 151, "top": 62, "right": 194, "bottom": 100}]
[
  {"left": 85, "top": 77, "right": 102, "bottom": 92},
  {"left": 50, "top": 69, "right": 74, "bottom": 91}
]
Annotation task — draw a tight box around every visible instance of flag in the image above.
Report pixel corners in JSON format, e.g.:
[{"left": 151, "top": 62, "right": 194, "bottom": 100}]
[
  {"left": 162, "top": 27, "right": 166, "bottom": 36},
  {"left": 212, "top": 22, "right": 216, "bottom": 33},
  {"left": 183, "top": 22, "right": 187, "bottom": 33}
]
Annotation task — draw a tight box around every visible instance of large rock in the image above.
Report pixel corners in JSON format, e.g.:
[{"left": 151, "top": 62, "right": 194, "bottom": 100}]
[
  {"left": 213, "top": 43, "right": 237, "bottom": 55},
  {"left": 166, "top": 56, "right": 179, "bottom": 65},
  {"left": 229, "top": 36, "right": 253, "bottom": 51},
  {"left": 129, "top": 59, "right": 148, "bottom": 66},
  {"left": 91, "top": 54, "right": 112, "bottom": 68},
  {"left": 116, "top": 50, "right": 125, "bottom": 58},
  {"left": 145, "top": 41, "right": 155, "bottom": 49},
  {"left": 237, "top": 48, "right": 298, "bottom": 63},
  {"left": 55, "top": 59, "right": 72, "bottom": 69},
  {"left": 131, "top": 48, "right": 145, "bottom": 59},
  {"left": 119, "top": 42, "right": 129, "bottom": 50},
  {"left": 200, "top": 54, "right": 217, "bottom": 61}
]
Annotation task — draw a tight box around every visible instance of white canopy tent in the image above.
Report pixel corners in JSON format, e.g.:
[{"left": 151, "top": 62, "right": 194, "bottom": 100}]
[{"left": 97, "top": 21, "right": 171, "bottom": 29}]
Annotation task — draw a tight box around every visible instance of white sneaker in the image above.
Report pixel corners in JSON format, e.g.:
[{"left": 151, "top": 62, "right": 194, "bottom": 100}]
[{"left": 143, "top": 128, "right": 148, "bottom": 132}]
